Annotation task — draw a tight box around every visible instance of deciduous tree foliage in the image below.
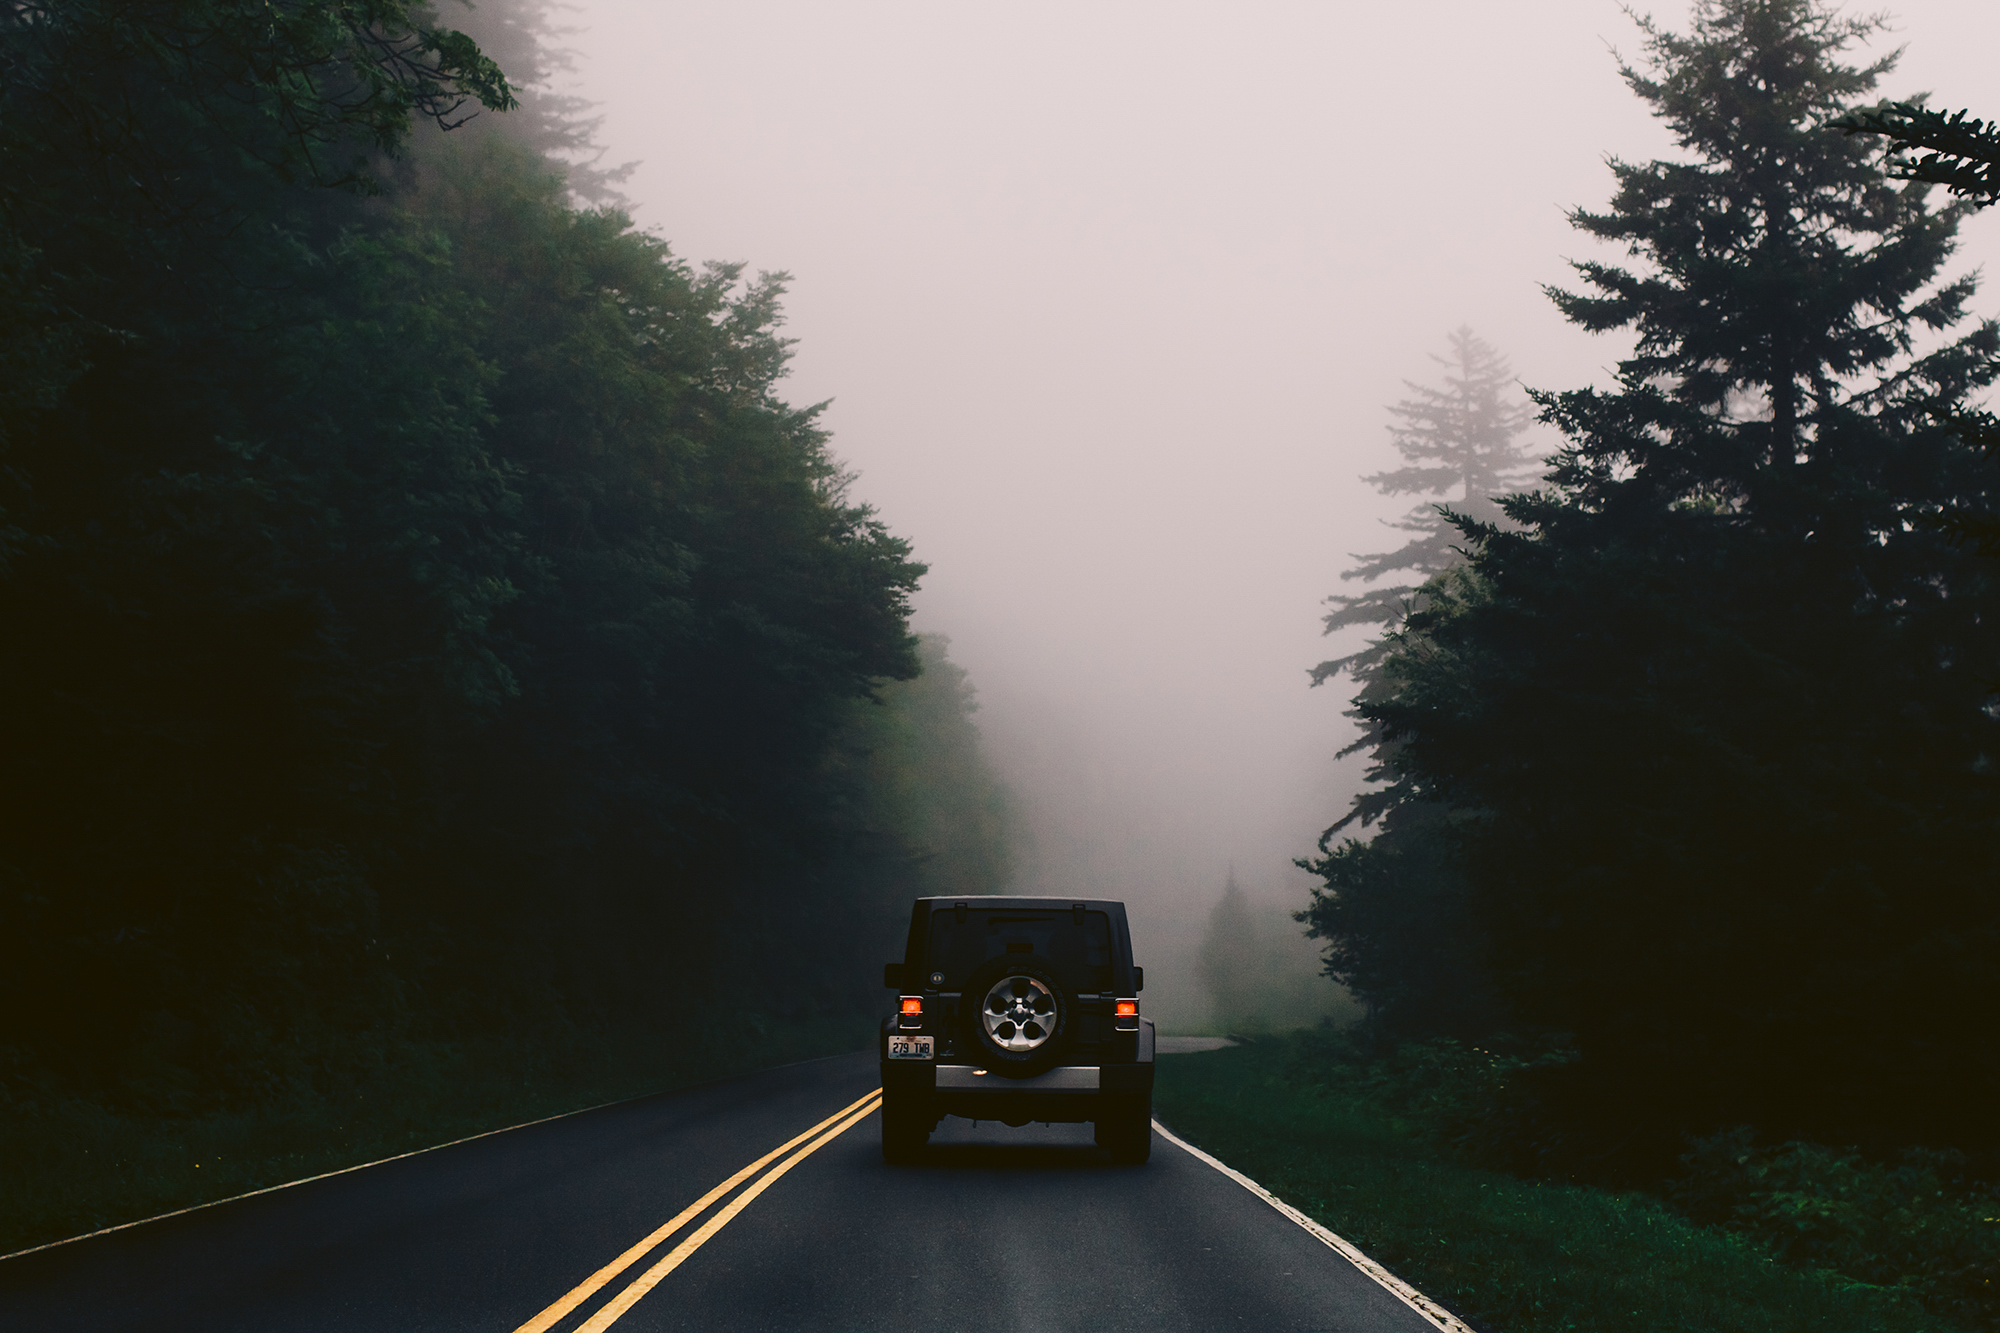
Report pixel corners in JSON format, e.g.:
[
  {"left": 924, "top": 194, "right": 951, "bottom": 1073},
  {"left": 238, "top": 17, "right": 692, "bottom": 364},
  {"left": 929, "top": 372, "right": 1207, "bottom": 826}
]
[
  {"left": 1311, "top": 0, "right": 2000, "bottom": 1152},
  {"left": 0, "top": 0, "right": 990, "bottom": 1122}
]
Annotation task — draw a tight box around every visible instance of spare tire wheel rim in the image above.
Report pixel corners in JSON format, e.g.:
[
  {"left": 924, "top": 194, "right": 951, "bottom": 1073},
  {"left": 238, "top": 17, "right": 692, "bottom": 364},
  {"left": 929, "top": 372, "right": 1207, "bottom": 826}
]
[{"left": 981, "top": 974, "right": 1057, "bottom": 1053}]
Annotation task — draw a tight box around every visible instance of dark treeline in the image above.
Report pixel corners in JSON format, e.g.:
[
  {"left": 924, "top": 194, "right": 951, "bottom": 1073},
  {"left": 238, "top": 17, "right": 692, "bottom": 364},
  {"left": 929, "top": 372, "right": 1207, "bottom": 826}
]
[
  {"left": 0, "top": 0, "right": 1010, "bottom": 1212},
  {"left": 1304, "top": 0, "right": 2000, "bottom": 1181}
]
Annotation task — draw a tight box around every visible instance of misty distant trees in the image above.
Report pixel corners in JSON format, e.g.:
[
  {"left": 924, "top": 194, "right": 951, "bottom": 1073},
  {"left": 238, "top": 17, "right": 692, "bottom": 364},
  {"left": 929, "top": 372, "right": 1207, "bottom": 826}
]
[
  {"left": 1303, "top": 0, "right": 2000, "bottom": 1157},
  {"left": 0, "top": 0, "right": 1009, "bottom": 1127},
  {"left": 1315, "top": 328, "right": 1538, "bottom": 665},
  {"left": 830, "top": 634, "right": 1017, "bottom": 902},
  {"left": 1311, "top": 327, "right": 1540, "bottom": 819},
  {"left": 1197, "top": 874, "right": 1353, "bottom": 1034}
]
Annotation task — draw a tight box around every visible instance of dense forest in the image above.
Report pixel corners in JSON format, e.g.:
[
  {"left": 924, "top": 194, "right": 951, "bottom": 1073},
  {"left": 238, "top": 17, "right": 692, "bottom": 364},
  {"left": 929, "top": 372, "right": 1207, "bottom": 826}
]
[
  {"left": 1305, "top": 0, "right": 2000, "bottom": 1173},
  {"left": 0, "top": 0, "right": 1012, "bottom": 1246}
]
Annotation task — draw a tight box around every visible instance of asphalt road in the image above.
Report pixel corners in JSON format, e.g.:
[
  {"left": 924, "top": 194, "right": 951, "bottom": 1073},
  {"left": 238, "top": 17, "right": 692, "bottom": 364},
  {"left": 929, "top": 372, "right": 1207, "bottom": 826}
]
[{"left": 0, "top": 1050, "right": 1456, "bottom": 1333}]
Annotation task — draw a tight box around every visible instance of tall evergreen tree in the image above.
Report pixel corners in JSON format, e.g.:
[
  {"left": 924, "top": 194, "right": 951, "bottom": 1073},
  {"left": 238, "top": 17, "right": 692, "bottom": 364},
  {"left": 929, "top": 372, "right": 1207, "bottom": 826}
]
[
  {"left": 1312, "top": 328, "right": 1537, "bottom": 815},
  {"left": 1299, "top": 568, "right": 1509, "bottom": 1039},
  {"left": 1297, "top": 333, "right": 1534, "bottom": 1037},
  {"left": 1323, "top": 0, "right": 2000, "bottom": 1150},
  {"left": 1314, "top": 328, "right": 1537, "bottom": 675}
]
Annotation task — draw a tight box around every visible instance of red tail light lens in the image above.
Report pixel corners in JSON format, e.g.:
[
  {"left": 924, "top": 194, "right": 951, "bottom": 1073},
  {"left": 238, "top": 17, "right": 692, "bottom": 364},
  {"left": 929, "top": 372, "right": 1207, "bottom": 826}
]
[
  {"left": 1115, "top": 1000, "right": 1138, "bottom": 1018},
  {"left": 900, "top": 997, "right": 923, "bottom": 1015}
]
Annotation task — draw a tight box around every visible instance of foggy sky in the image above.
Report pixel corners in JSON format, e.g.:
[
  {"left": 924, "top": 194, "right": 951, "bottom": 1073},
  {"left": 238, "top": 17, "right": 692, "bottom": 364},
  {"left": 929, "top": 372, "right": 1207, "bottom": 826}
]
[{"left": 556, "top": 1, "right": 2000, "bottom": 1022}]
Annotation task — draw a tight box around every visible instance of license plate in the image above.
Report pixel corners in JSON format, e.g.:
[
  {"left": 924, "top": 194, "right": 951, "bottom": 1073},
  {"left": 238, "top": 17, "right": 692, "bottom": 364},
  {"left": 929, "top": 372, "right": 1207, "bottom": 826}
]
[{"left": 887, "top": 1034, "right": 934, "bottom": 1060}]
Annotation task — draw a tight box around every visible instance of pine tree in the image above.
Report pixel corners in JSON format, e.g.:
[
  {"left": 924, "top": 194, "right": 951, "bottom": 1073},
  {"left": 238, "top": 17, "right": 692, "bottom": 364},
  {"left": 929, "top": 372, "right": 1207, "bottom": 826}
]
[
  {"left": 1312, "top": 328, "right": 1536, "bottom": 689},
  {"left": 1335, "top": 0, "right": 2000, "bottom": 1149},
  {"left": 1833, "top": 101, "right": 2000, "bottom": 208},
  {"left": 1296, "top": 334, "right": 1535, "bottom": 1035},
  {"left": 1197, "top": 874, "right": 1262, "bottom": 1032},
  {"left": 1298, "top": 568, "right": 1508, "bottom": 1038},
  {"left": 1834, "top": 100, "right": 2000, "bottom": 555},
  {"left": 431, "top": 0, "right": 636, "bottom": 205}
]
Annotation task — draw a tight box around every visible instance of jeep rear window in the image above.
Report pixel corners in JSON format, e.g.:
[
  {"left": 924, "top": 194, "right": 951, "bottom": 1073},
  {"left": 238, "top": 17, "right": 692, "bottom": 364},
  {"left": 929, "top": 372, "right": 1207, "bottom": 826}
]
[{"left": 926, "top": 909, "right": 1113, "bottom": 993}]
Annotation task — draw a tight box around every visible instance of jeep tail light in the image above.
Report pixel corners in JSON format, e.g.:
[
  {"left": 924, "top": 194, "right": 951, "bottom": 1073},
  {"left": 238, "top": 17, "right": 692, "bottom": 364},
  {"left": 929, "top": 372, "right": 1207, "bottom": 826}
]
[
  {"left": 899, "top": 996, "right": 923, "bottom": 1029},
  {"left": 1114, "top": 998, "right": 1139, "bottom": 1031}
]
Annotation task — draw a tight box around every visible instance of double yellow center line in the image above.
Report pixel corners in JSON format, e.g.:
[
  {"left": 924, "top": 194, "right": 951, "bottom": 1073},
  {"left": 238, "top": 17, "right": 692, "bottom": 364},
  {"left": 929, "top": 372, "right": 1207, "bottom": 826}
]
[{"left": 511, "top": 1088, "right": 882, "bottom": 1333}]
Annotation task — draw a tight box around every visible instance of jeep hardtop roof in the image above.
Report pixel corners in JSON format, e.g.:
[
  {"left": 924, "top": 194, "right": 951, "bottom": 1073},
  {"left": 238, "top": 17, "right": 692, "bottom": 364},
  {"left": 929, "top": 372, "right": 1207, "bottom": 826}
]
[{"left": 900, "top": 896, "right": 1138, "bottom": 995}]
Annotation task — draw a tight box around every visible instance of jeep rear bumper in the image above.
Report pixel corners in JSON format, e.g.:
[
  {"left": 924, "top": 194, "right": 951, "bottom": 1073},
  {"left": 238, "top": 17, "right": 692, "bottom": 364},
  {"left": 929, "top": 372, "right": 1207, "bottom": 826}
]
[{"left": 879, "top": 1019, "right": 1154, "bottom": 1126}]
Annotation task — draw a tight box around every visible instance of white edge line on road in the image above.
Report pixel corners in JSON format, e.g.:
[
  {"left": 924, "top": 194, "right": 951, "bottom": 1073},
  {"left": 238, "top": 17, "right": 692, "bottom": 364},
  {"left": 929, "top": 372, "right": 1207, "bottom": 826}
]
[
  {"left": 1151, "top": 1120, "right": 1475, "bottom": 1333},
  {"left": 0, "top": 1048, "right": 873, "bottom": 1265},
  {"left": 0, "top": 1102, "right": 619, "bottom": 1264}
]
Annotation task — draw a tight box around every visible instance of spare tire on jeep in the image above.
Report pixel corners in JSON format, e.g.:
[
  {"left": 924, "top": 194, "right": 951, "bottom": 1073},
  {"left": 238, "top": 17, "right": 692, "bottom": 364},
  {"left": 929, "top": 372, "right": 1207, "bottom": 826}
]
[{"left": 961, "top": 954, "right": 1072, "bottom": 1078}]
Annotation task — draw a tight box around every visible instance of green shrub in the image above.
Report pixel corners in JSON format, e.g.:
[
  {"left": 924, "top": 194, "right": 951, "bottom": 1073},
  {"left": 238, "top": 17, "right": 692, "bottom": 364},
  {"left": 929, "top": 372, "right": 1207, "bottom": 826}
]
[
  {"left": 1157, "top": 1037, "right": 1946, "bottom": 1333},
  {"left": 1675, "top": 1129, "right": 2000, "bottom": 1329},
  {"left": 1252, "top": 1031, "right": 2000, "bottom": 1330}
]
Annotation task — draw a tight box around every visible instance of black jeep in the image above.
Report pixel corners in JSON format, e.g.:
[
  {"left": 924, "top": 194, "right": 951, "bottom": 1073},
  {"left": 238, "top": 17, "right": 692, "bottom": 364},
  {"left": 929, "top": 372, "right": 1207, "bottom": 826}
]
[{"left": 879, "top": 896, "right": 1155, "bottom": 1164}]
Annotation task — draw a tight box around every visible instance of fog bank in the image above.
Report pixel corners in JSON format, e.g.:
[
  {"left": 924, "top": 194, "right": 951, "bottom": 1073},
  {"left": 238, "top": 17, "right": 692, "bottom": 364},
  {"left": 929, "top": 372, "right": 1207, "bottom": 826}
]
[{"left": 561, "top": 0, "right": 2000, "bottom": 1026}]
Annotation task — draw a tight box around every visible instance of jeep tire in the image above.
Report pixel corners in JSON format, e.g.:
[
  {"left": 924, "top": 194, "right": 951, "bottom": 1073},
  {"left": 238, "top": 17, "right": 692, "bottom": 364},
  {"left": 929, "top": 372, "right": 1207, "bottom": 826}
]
[
  {"left": 1094, "top": 1094, "right": 1152, "bottom": 1164},
  {"left": 960, "top": 954, "right": 1074, "bottom": 1078},
  {"left": 880, "top": 1088, "right": 932, "bottom": 1163}
]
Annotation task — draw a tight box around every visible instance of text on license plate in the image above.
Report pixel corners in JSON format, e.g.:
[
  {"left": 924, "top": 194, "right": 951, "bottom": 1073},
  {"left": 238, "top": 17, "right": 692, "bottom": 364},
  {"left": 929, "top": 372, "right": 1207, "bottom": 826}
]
[{"left": 887, "top": 1035, "right": 934, "bottom": 1060}]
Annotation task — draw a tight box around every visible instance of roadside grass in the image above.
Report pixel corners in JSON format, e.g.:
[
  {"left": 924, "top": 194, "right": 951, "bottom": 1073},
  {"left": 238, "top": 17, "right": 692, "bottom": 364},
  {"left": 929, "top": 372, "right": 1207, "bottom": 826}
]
[
  {"left": 1154, "top": 1039, "right": 1949, "bottom": 1333},
  {"left": 0, "top": 1012, "right": 873, "bottom": 1257}
]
